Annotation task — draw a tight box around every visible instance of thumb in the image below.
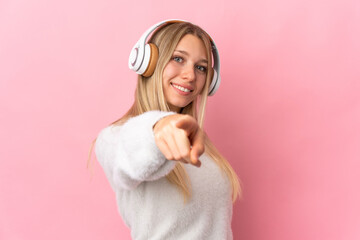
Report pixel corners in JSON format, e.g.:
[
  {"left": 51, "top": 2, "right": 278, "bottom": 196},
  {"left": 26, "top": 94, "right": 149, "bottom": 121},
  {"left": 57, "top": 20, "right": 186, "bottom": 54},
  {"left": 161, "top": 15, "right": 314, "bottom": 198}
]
[
  {"left": 189, "top": 129, "right": 205, "bottom": 166},
  {"left": 190, "top": 149, "right": 202, "bottom": 167}
]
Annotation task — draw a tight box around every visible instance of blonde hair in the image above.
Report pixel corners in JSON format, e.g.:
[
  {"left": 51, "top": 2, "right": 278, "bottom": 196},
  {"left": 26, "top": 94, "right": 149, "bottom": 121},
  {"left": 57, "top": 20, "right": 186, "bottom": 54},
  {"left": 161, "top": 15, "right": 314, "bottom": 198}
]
[{"left": 88, "top": 22, "right": 241, "bottom": 202}]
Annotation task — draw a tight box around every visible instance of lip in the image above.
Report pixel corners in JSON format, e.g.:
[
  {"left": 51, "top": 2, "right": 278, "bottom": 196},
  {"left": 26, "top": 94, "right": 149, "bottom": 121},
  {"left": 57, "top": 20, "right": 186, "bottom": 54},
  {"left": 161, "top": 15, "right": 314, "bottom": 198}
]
[
  {"left": 170, "top": 82, "right": 193, "bottom": 96},
  {"left": 170, "top": 82, "right": 194, "bottom": 91}
]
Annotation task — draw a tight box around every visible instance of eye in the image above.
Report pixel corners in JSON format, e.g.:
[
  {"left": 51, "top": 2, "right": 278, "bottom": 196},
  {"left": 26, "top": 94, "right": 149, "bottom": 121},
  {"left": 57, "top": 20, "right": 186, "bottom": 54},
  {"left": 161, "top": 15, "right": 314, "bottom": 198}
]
[
  {"left": 172, "top": 56, "right": 183, "bottom": 63},
  {"left": 196, "top": 65, "right": 207, "bottom": 72}
]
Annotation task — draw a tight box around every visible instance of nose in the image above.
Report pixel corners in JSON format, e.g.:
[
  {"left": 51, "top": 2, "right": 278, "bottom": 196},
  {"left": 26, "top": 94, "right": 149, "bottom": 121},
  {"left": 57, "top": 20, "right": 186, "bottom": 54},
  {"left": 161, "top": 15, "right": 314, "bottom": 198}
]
[{"left": 181, "top": 64, "right": 196, "bottom": 82}]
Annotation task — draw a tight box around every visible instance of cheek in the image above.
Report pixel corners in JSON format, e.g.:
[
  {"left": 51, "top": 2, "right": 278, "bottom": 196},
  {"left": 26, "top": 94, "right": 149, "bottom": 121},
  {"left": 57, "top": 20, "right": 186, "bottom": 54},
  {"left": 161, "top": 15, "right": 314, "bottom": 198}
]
[
  {"left": 197, "top": 75, "right": 207, "bottom": 92},
  {"left": 162, "top": 62, "right": 178, "bottom": 81}
]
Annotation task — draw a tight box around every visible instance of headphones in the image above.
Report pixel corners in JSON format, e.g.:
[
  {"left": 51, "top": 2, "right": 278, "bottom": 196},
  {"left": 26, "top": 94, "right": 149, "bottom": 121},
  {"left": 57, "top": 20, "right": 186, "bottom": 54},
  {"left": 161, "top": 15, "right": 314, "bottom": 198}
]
[{"left": 128, "top": 19, "right": 221, "bottom": 96}]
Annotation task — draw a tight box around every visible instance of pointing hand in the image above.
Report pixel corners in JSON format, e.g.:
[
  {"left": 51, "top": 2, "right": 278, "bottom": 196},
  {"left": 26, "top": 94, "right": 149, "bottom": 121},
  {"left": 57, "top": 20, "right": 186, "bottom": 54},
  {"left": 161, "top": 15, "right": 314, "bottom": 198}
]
[{"left": 153, "top": 114, "right": 204, "bottom": 167}]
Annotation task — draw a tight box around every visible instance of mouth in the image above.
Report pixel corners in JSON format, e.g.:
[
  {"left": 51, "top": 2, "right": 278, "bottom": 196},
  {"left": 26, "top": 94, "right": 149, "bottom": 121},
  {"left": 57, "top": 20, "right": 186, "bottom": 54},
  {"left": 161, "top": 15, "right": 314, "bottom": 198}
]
[{"left": 170, "top": 82, "right": 194, "bottom": 93}]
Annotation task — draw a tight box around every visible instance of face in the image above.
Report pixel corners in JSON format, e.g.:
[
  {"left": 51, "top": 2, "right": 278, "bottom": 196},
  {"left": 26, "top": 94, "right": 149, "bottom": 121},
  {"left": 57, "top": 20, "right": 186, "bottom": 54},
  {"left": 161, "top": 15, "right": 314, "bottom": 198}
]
[{"left": 162, "top": 34, "right": 208, "bottom": 113}]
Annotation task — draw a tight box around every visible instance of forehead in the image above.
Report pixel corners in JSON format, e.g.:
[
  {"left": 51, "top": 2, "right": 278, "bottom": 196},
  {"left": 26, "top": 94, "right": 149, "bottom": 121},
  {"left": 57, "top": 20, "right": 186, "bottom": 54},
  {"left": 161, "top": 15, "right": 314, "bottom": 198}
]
[{"left": 175, "top": 34, "right": 207, "bottom": 59}]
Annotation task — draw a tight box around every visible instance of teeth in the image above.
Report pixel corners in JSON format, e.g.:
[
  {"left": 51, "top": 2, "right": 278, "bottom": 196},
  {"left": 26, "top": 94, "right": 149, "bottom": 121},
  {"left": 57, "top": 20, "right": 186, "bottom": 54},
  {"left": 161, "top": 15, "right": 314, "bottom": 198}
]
[{"left": 172, "top": 83, "right": 191, "bottom": 92}]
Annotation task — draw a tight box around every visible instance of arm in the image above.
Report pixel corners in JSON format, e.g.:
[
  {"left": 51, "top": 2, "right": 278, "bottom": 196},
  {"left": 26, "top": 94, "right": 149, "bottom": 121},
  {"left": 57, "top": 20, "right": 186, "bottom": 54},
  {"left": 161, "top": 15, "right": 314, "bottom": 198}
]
[{"left": 95, "top": 111, "right": 176, "bottom": 191}]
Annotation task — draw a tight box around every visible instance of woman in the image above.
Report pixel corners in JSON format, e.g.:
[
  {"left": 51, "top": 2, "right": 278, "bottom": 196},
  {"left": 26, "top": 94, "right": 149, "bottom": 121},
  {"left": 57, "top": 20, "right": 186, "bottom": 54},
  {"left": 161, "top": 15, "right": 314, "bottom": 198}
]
[{"left": 92, "top": 19, "right": 241, "bottom": 240}]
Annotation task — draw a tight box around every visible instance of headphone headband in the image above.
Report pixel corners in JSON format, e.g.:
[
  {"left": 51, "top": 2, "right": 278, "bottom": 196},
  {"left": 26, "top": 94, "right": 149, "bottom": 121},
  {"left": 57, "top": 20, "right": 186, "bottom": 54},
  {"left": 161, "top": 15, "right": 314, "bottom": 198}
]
[{"left": 128, "top": 19, "right": 221, "bottom": 96}]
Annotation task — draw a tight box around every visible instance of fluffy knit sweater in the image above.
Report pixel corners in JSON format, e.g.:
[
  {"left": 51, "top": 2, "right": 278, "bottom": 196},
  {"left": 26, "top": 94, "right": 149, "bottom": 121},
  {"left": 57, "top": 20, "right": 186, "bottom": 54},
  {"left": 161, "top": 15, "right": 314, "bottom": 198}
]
[{"left": 95, "top": 111, "right": 233, "bottom": 240}]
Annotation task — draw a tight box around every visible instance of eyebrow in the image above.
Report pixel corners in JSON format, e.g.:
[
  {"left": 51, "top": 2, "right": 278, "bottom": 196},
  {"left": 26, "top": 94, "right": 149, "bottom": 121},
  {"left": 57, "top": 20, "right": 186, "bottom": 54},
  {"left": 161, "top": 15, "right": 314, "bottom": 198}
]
[{"left": 174, "top": 50, "right": 208, "bottom": 64}]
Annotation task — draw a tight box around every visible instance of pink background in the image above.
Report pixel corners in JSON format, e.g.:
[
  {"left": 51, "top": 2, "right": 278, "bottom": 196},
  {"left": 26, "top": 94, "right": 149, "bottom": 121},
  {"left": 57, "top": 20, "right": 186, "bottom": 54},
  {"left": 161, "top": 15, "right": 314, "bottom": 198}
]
[{"left": 1, "top": 0, "right": 359, "bottom": 239}]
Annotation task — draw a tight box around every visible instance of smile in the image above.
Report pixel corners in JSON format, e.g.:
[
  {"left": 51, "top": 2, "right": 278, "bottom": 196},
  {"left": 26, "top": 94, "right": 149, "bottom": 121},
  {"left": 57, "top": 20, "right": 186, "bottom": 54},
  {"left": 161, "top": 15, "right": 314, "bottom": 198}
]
[{"left": 171, "top": 83, "right": 193, "bottom": 93}]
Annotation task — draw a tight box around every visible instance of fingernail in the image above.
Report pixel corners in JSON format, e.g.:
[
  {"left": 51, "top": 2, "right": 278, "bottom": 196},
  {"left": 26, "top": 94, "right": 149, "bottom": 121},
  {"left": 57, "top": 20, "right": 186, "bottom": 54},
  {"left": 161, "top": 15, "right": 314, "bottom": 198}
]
[{"left": 196, "top": 160, "right": 201, "bottom": 168}]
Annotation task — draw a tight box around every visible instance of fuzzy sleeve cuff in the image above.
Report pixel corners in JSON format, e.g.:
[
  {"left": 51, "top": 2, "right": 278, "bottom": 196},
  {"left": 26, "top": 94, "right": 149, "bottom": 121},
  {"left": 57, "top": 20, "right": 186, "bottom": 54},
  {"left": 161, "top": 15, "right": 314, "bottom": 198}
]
[{"left": 95, "top": 111, "right": 177, "bottom": 190}]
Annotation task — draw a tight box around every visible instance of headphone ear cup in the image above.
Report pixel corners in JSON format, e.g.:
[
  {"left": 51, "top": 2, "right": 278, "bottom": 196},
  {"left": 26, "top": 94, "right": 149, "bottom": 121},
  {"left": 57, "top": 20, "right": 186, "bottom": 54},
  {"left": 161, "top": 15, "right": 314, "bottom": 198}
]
[
  {"left": 209, "top": 68, "right": 214, "bottom": 81},
  {"left": 208, "top": 69, "right": 219, "bottom": 96},
  {"left": 206, "top": 68, "right": 214, "bottom": 91},
  {"left": 142, "top": 43, "right": 159, "bottom": 77}
]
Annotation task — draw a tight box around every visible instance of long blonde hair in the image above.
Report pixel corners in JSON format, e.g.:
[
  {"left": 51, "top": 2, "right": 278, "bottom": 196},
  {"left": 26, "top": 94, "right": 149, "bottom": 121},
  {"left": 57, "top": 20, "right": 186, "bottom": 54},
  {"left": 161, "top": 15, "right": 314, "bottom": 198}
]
[{"left": 89, "top": 22, "right": 241, "bottom": 202}]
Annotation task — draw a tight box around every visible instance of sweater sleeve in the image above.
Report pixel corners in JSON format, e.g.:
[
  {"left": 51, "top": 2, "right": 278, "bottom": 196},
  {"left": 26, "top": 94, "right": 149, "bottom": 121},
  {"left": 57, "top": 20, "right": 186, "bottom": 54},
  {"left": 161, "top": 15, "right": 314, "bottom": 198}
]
[{"left": 94, "top": 111, "right": 177, "bottom": 191}]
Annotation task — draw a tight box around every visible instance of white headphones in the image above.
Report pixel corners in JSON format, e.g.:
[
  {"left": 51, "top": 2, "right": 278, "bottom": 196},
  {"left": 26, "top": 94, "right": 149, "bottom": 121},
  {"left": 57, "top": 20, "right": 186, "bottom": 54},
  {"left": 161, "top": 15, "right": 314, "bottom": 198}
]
[{"left": 128, "top": 19, "right": 221, "bottom": 96}]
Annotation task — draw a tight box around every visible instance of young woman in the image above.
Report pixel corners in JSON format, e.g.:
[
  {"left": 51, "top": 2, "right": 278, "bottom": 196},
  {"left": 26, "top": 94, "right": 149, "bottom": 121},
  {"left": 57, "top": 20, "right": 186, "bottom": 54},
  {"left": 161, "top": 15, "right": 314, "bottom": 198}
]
[{"left": 92, "top": 19, "right": 241, "bottom": 240}]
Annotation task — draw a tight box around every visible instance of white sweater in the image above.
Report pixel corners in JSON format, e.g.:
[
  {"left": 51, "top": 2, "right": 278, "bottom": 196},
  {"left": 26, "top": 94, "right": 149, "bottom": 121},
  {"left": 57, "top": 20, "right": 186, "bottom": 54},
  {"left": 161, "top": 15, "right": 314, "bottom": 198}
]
[{"left": 95, "top": 111, "right": 233, "bottom": 240}]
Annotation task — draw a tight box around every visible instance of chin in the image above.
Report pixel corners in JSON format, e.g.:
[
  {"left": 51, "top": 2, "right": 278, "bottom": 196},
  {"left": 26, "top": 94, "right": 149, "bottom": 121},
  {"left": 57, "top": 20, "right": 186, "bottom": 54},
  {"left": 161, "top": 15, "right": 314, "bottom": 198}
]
[
  {"left": 176, "top": 102, "right": 191, "bottom": 108},
  {"left": 168, "top": 101, "right": 190, "bottom": 111}
]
